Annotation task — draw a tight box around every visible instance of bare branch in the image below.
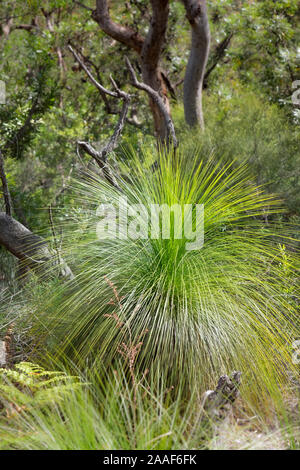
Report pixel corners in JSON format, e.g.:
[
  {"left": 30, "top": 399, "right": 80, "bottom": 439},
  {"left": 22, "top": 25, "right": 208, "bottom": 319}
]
[
  {"left": 69, "top": 43, "right": 142, "bottom": 127},
  {"left": 71, "top": 45, "right": 113, "bottom": 111},
  {"left": 1, "top": 17, "right": 39, "bottom": 36},
  {"left": 125, "top": 57, "right": 178, "bottom": 149},
  {"left": 12, "top": 23, "right": 39, "bottom": 32},
  {"left": 0, "top": 149, "right": 13, "bottom": 216},
  {"left": 76, "top": 91, "right": 130, "bottom": 191},
  {"left": 68, "top": 44, "right": 118, "bottom": 98},
  {"left": 73, "top": 0, "right": 93, "bottom": 11},
  {"left": 69, "top": 44, "right": 132, "bottom": 190},
  {"left": 204, "top": 32, "right": 233, "bottom": 88}
]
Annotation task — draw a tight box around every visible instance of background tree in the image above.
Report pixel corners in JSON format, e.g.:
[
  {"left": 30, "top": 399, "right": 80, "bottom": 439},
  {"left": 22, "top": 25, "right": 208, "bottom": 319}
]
[{"left": 92, "top": 0, "right": 210, "bottom": 140}]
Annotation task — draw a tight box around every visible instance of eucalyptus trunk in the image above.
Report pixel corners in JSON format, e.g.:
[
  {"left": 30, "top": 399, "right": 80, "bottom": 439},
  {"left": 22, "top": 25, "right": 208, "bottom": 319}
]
[{"left": 182, "top": 0, "right": 210, "bottom": 128}]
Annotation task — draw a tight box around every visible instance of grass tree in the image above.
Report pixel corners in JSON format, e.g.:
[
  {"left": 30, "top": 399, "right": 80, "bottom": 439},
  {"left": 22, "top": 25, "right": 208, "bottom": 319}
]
[{"left": 29, "top": 148, "right": 299, "bottom": 414}]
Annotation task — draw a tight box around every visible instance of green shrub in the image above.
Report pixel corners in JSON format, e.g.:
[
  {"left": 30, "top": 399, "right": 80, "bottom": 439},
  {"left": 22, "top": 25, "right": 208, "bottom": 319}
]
[{"left": 173, "top": 87, "right": 300, "bottom": 217}]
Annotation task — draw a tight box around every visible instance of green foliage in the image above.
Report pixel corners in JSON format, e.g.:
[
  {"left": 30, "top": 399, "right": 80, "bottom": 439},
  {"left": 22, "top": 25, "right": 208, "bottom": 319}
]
[
  {"left": 206, "top": 0, "right": 300, "bottom": 108},
  {"left": 174, "top": 87, "right": 300, "bottom": 218},
  {"left": 0, "top": 361, "right": 207, "bottom": 450},
  {"left": 1, "top": 360, "right": 299, "bottom": 450},
  {"left": 1, "top": 0, "right": 299, "bottom": 445},
  {"left": 0, "top": 362, "right": 81, "bottom": 409},
  {"left": 0, "top": 49, "right": 57, "bottom": 159}
]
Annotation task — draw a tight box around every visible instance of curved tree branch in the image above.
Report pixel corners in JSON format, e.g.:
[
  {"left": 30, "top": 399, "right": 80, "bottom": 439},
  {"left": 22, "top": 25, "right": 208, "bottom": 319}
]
[{"left": 92, "top": 0, "right": 144, "bottom": 53}]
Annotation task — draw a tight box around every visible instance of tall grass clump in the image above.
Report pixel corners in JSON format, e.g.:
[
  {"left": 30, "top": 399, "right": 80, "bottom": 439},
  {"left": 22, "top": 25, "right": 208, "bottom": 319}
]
[
  {"left": 30, "top": 147, "right": 299, "bottom": 413},
  {"left": 0, "top": 361, "right": 206, "bottom": 450}
]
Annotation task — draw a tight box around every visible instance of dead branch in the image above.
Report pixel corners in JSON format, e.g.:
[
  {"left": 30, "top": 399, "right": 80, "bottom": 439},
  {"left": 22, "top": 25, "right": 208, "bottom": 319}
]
[
  {"left": 70, "top": 45, "right": 112, "bottom": 111},
  {"left": 73, "top": 0, "right": 93, "bottom": 11},
  {"left": 0, "top": 149, "right": 13, "bottom": 216},
  {"left": 203, "top": 32, "right": 233, "bottom": 88},
  {"left": 125, "top": 57, "right": 178, "bottom": 149},
  {"left": 3, "top": 96, "right": 39, "bottom": 158},
  {"left": 1, "top": 17, "right": 39, "bottom": 36},
  {"left": 69, "top": 44, "right": 132, "bottom": 190},
  {"left": 69, "top": 44, "right": 143, "bottom": 127},
  {"left": 68, "top": 44, "right": 119, "bottom": 98}
]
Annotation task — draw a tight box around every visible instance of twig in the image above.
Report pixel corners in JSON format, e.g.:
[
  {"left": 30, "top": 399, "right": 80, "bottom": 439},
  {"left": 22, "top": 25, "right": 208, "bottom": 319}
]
[
  {"left": 125, "top": 57, "right": 178, "bottom": 150},
  {"left": 68, "top": 44, "right": 118, "bottom": 98},
  {"left": 69, "top": 44, "right": 142, "bottom": 128},
  {"left": 76, "top": 141, "right": 122, "bottom": 191}
]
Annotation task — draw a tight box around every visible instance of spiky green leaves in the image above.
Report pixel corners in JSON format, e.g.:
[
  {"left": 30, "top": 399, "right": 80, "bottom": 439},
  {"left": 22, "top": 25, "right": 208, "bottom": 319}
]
[{"left": 31, "top": 149, "right": 299, "bottom": 412}]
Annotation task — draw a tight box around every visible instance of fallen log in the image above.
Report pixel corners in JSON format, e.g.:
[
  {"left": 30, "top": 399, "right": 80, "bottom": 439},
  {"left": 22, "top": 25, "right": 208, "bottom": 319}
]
[{"left": 0, "top": 212, "right": 73, "bottom": 280}]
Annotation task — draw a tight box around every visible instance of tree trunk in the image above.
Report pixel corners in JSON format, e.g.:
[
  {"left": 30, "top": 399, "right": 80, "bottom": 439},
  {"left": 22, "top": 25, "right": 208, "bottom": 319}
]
[
  {"left": 140, "top": 0, "right": 170, "bottom": 143},
  {"left": 141, "top": 67, "right": 170, "bottom": 144},
  {"left": 182, "top": 0, "right": 210, "bottom": 128},
  {"left": 93, "top": 0, "right": 171, "bottom": 145}
]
